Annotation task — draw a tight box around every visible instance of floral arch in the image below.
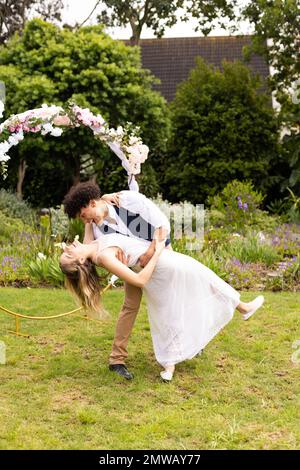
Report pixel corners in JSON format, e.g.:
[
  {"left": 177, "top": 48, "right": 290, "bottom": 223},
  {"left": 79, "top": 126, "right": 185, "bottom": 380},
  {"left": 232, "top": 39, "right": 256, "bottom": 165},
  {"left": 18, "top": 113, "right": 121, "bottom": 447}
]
[{"left": 0, "top": 101, "right": 149, "bottom": 191}]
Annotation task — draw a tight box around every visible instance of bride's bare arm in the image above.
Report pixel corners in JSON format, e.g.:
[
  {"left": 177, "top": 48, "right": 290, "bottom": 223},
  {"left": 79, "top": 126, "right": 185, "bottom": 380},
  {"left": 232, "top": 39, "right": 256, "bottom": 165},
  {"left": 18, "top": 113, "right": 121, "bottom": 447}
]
[{"left": 97, "top": 240, "right": 165, "bottom": 288}]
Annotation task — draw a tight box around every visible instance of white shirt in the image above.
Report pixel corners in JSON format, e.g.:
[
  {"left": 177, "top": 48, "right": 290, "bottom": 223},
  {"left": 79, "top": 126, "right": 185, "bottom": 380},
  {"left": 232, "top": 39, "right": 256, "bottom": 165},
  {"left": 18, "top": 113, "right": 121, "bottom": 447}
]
[{"left": 92, "top": 190, "right": 170, "bottom": 241}]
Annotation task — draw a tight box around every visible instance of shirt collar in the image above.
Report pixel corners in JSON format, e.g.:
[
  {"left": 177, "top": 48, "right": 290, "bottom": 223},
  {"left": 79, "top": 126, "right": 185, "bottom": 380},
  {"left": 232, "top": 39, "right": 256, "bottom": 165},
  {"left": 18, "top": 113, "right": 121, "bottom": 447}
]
[{"left": 103, "top": 203, "right": 117, "bottom": 225}]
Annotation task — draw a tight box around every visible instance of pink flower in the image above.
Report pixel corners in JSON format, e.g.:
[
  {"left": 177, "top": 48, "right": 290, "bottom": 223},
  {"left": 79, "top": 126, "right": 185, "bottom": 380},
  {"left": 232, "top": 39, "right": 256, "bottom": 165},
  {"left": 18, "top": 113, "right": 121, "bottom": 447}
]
[{"left": 30, "top": 126, "right": 41, "bottom": 133}]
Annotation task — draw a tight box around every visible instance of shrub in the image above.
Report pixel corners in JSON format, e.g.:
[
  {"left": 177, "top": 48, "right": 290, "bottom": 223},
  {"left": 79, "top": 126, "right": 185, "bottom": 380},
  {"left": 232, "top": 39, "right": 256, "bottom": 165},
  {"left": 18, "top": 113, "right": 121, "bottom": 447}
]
[
  {"left": 28, "top": 254, "right": 64, "bottom": 286},
  {"left": 0, "top": 189, "right": 35, "bottom": 223},
  {"left": 163, "top": 58, "right": 280, "bottom": 204},
  {"left": 208, "top": 180, "right": 278, "bottom": 233},
  {"left": 216, "top": 234, "right": 281, "bottom": 266}
]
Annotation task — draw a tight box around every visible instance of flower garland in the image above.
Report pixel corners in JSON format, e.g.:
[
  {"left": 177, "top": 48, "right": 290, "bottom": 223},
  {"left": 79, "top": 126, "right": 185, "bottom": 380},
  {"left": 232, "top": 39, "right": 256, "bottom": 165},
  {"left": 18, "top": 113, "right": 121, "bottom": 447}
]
[{"left": 0, "top": 102, "right": 149, "bottom": 187}]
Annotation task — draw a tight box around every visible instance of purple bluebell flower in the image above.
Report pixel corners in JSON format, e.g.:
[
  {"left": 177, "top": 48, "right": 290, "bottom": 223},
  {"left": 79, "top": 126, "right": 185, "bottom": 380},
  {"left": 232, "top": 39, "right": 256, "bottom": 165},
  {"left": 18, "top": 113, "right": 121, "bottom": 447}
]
[{"left": 232, "top": 257, "right": 242, "bottom": 266}]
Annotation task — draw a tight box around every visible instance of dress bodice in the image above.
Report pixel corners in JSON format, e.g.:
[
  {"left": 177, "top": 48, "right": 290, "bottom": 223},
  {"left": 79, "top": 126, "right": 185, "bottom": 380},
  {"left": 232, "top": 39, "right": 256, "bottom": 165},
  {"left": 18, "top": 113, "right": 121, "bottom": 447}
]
[{"left": 94, "top": 233, "right": 151, "bottom": 267}]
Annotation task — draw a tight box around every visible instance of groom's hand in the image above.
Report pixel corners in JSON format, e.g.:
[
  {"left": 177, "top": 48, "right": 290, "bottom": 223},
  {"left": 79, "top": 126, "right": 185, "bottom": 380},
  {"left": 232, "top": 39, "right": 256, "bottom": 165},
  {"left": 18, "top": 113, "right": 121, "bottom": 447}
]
[
  {"left": 139, "top": 226, "right": 169, "bottom": 267},
  {"left": 139, "top": 246, "right": 155, "bottom": 267},
  {"left": 101, "top": 192, "right": 121, "bottom": 207},
  {"left": 154, "top": 226, "right": 169, "bottom": 241},
  {"left": 115, "top": 249, "right": 129, "bottom": 265}
]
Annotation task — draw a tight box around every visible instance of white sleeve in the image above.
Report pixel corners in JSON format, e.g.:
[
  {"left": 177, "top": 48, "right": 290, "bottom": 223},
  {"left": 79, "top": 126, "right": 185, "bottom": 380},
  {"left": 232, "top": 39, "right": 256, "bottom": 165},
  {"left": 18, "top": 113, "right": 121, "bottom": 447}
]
[{"left": 119, "top": 191, "right": 170, "bottom": 232}]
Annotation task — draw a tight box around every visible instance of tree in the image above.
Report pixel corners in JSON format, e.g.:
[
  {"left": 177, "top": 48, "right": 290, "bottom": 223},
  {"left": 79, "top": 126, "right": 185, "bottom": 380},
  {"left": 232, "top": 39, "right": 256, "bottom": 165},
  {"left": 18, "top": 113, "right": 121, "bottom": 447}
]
[
  {"left": 0, "top": 19, "right": 171, "bottom": 206},
  {"left": 0, "top": 0, "right": 64, "bottom": 44},
  {"left": 242, "top": 1, "right": 300, "bottom": 200},
  {"left": 242, "top": 0, "right": 299, "bottom": 99},
  {"left": 97, "top": 0, "right": 237, "bottom": 45},
  {"left": 162, "top": 58, "right": 280, "bottom": 205},
  {"left": 185, "top": 0, "right": 238, "bottom": 36}
]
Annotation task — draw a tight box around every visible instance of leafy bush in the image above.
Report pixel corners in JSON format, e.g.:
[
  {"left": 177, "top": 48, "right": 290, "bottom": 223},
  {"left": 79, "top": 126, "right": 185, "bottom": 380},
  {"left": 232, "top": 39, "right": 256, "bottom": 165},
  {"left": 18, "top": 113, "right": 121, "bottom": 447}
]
[
  {"left": 266, "top": 223, "right": 300, "bottom": 257},
  {"left": 197, "top": 249, "right": 228, "bottom": 278},
  {"left": 285, "top": 188, "right": 300, "bottom": 224},
  {"left": 208, "top": 180, "right": 278, "bottom": 233},
  {"left": 163, "top": 58, "right": 280, "bottom": 204},
  {"left": 0, "top": 210, "right": 33, "bottom": 244},
  {"left": 28, "top": 254, "right": 64, "bottom": 286},
  {"left": 216, "top": 234, "right": 281, "bottom": 266},
  {"left": 67, "top": 217, "right": 85, "bottom": 243},
  {"left": 0, "top": 189, "right": 35, "bottom": 223},
  {"left": 49, "top": 205, "right": 69, "bottom": 239}
]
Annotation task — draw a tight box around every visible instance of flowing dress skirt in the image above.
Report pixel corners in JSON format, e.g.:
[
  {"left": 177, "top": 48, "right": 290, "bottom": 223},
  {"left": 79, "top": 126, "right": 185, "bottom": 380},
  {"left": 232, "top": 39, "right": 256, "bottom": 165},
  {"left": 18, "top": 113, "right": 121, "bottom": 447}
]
[{"left": 142, "top": 250, "right": 240, "bottom": 367}]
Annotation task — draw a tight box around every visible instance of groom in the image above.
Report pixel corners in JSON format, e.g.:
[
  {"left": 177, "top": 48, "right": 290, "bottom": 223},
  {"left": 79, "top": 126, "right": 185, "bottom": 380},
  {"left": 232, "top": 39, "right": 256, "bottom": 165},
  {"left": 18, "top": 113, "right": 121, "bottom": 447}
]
[{"left": 63, "top": 182, "right": 172, "bottom": 380}]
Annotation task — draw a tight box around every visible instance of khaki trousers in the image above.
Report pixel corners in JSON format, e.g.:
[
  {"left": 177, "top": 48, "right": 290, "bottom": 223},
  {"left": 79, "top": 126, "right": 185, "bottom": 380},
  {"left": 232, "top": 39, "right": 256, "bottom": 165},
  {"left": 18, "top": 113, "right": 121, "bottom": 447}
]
[{"left": 109, "top": 281, "right": 142, "bottom": 365}]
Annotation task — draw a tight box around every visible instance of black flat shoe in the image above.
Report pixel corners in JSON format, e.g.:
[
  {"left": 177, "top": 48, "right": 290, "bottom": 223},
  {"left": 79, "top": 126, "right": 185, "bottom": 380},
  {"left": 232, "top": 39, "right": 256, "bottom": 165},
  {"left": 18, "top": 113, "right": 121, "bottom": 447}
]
[{"left": 109, "top": 364, "right": 134, "bottom": 380}]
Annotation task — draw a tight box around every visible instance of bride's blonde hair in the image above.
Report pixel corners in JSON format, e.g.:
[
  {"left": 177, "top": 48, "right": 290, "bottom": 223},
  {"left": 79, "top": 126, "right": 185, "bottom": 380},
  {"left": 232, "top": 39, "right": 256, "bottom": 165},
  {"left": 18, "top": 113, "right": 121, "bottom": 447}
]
[{"left": 59, "top": 256, "right": 106, "bottom": 319}]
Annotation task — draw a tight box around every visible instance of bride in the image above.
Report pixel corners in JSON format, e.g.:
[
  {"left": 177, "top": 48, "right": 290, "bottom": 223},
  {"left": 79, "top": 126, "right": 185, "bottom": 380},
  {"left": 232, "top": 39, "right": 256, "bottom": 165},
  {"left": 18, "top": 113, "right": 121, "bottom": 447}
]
[{"left": 60, "top": 233, "right": 264, "bottom": 381}]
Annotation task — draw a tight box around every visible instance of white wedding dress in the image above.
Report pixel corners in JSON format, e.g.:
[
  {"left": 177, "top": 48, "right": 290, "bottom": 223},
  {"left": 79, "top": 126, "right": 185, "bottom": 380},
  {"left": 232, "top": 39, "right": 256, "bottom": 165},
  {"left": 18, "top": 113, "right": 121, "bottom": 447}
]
[{"left": 97, "top": 234, "right": 241, "bottom": 368}]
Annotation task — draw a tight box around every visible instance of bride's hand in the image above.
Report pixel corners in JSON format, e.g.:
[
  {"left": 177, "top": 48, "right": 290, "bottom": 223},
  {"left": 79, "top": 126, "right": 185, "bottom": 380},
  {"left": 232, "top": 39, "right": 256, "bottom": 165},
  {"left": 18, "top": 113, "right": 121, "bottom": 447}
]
[
  {"left": 101, "top": 192, "right": 121, "bottom": 207},
  {"left": 154, "top": 238, "right": 166, "bottom": 256}
]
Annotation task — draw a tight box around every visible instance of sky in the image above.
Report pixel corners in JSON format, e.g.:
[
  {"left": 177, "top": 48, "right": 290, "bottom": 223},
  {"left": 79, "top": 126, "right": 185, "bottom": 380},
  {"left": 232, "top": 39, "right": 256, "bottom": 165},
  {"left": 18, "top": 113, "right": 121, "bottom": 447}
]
[{"left": 62, "top": 0, "right": 253, "bottom": 39}]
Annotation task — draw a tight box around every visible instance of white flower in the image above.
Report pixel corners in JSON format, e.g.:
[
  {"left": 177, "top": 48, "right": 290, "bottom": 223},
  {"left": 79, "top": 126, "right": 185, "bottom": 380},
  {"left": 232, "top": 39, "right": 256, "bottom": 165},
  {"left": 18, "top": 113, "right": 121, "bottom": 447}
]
[
  {"left": 109, "top": 275, "right": 119, "bottom": 286},
  {"left": 50, "top": 127, "right": 63, "bottom": 137},
  {"left": 54, "top": 242, "right": 67, "bottom": 250},
  {"left": 40, "top": 104, "right": 63, "bottom": 118},
  {"left": 8, "top": 135, "right": 20, "bottom": 146},
  {"left": 0, "top": 141, "right": 11, "bottom": 154},
  {"left": 96, "top": 114, "right": 106, "bottom": 125},
  {"left": 15, "top": 131, "right": 24, "bottom": 142},
  {"left": 0, "top": 152, "right": 9, "bottom": 162},
  {"left": 41, "top": 123, "right": 54, "bottom": 135},
  {"left": 129, "top": 135, "right": 140, "bottom": 146},
  {"left": 108, "top": 128, "right": 118, "bottom": 138},
  {"left": 37, "top": 252, "right": 47, "bottom": 260},
  {"left": 257, "top": 231, "right": 266, "bottom": 242},
  {"left": 232, "top": 233, "right": 241, "bottom": 238},
  {"left": 138, "top": 144, "right": 149, "bottom": 162},
  {"left": 42, "top": 123, "right": 63, "bottom": 137},
  {"left": 127, "top": 143, "right": 149, "bottom": 166},
  {"left": 74, "top": 235, "right": 80, "bottom": 241}
]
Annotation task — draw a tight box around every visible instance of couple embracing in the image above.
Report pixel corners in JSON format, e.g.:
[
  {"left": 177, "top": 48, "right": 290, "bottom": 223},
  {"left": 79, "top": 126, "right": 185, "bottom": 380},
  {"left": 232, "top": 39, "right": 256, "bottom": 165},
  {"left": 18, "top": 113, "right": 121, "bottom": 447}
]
[{"left": 60, "top": 182, "right": 264, "bottom": 382}]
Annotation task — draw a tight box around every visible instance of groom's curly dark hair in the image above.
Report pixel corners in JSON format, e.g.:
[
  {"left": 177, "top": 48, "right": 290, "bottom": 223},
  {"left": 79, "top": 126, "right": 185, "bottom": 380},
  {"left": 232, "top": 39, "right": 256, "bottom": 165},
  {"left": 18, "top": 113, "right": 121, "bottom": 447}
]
[{"left": 63, "top": 181, "right": 102, "bottom": 219}]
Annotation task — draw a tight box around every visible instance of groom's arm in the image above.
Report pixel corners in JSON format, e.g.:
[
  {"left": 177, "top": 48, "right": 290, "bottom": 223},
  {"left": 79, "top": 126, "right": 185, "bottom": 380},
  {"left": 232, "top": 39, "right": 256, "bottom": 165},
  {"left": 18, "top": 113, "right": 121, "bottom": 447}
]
[
  {"left": 139, "top": 227, "right": 172, "bottom": 267},
  {"left": 119, "top": 191, "right": 171, "bottom": 267},
  {"left": 119, "top": 191, "right": 171, "bottom": 233}
]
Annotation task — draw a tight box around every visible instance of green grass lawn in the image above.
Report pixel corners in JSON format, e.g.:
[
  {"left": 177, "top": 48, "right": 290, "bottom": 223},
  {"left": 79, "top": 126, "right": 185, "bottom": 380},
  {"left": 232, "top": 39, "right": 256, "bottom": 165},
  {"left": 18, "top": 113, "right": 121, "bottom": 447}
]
[{"left": 0, "top": 287, "right": 299, "bottom": 450}]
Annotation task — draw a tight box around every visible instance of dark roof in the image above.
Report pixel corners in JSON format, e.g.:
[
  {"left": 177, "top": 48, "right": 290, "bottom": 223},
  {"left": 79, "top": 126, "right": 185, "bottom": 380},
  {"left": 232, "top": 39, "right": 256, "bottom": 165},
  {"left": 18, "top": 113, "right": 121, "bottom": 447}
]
[{"left": 124, "top": 36, "right": 270, "bottom": 102}]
